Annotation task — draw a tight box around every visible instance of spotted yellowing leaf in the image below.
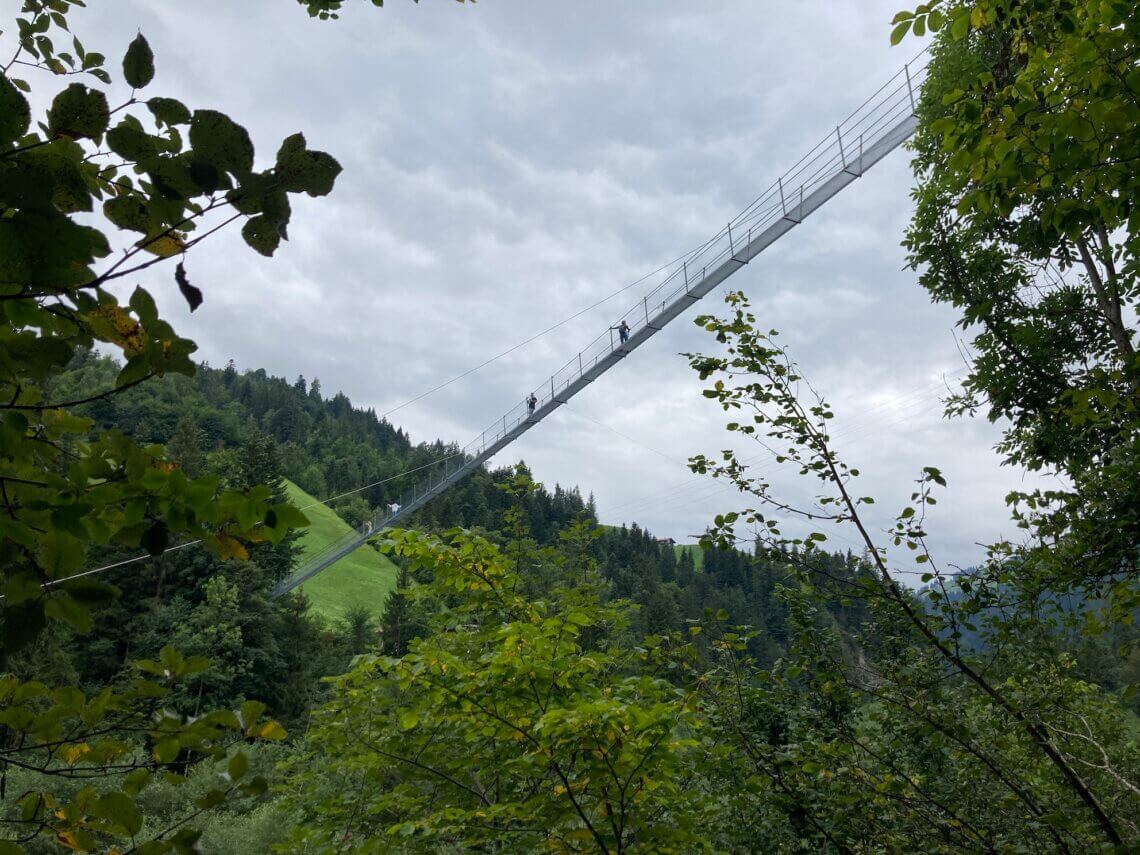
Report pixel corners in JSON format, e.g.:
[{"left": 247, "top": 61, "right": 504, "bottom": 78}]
[{"left": 86, "top": 303, "right": 145, "bottom": 355}]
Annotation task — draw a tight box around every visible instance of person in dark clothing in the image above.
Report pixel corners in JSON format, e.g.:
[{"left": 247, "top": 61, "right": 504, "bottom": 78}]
[
  {"left": 617, "top": 320, "right": 630, "bottom": 345},
  {"left": 527, "top": 393, "right": 537, "bottom": 417}
]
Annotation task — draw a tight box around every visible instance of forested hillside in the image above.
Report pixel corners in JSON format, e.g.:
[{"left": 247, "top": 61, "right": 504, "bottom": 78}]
[
  {"left": 49, "top": 348, "right": 594, "bottom": 537},
  {"left": 3, "top": 0, "right": 1139, "bottom": 851},
  {"left": 40, "top": 348, "right": 871, "bottom": 675}
]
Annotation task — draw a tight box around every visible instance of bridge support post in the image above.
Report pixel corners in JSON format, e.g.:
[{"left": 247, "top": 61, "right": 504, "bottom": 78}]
[{"left": 905, "top": 63, "right": 916, "bottom": 113}]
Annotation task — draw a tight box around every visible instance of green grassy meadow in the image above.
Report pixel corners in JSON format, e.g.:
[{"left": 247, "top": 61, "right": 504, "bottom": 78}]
[
  {"left": 674, "top": 542, "right": 705, "bottom": 571},
  {"left": 283, "top": 479, "right": 398, "bottom": 624}
]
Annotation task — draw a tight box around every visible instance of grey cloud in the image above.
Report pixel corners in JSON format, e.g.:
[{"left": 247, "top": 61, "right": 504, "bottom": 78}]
[{"left": 66, "top": 0, "right": 1047, "bottom": 570}]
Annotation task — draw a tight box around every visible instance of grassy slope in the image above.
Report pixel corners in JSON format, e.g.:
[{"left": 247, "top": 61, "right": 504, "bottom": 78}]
[
  {"left": 283, "top": 479, "right": 398, "bottom": 624},
  {"left": 674, "top": 543, "right": 705, "bottom": 571}
]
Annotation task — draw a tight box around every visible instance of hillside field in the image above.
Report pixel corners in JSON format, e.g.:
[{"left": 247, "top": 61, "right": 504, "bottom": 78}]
[
  {"left": 283, "top": 479, "right": 399, "bottom": 623},
  {"left": 675, "top": 542, "right": 705, "bottom": 571}
]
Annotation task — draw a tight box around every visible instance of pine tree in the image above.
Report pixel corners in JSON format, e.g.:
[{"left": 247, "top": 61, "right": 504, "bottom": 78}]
[
  {"left": 380, "top": 565, "right": 416, "bottom": 656},
  {"left": 167, "top": 416, "right": 207, "bottom": 477},
  {"left": 342, "top": 605, "right": 377, "bottom": 654}
]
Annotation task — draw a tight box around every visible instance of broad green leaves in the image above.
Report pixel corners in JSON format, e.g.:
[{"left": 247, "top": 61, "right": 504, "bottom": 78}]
[
  {"left": 2, "top": 0, "right": 340, "bottom": 655},
  {"left": 900, "top": 0, "right": 1140, "bottom": 599},
  {"left": 242, "top": 215, "right": 282, "bottom": 257},
  {"left": 123, "top": 32, "right": 155, "bottom": 89},
  {"left": 0, "top": 0, "right": 342, "bottom": 850},
  {"left": 147, "top": 95, "right": 191, "bottom": 127},
  {"left": 0, "top": 72, "right": 31, "bottom": 144},
  {"left": 189, "top": 109, "right": 255, "bottom": 177},
  {"left": 47, "top": 83, "right": 110, "bottom": 140},
  {"left": 275, "top": 132, "right": 341, "bottom": 196},
  {"left": 0, "top": 655, "right": 287, "bottom": 852},
  {"left": 687, "top": 287, "right": 1140, "bottom": 849},
  {"left": 287, "top": 522, "right": 702, "bottom": 852}
]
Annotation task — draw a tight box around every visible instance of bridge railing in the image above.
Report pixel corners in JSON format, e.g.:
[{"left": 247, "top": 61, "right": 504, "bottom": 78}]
[
  {"left": 457, "top": 52, "right": 929, "bottom": 463},
  {"left": 277, "top": 50, "right": 930, "bottom": 595}
]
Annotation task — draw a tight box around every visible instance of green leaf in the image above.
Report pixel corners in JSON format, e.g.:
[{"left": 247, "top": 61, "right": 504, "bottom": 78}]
[
  {"left": 227, "top": 750, "right": 249, "bottom": 782},
  {"left": 194, "top": 788, "right": 226, "bottom": 810},
  {"left": 45, "top": 593, "right": 93, "bottom": 633},
  {"left": 169, "top": 828, "right": 202, "bottom": 853},
  {"left": 242, "top": 215, "right": 281, "bottom": 256},
  {"left": 41, "top": 530, "right": 85, "bottom": 576},
  {"left": 240, "top": 699, "right": 267, "bottom": 729},
  {"left": 240, "top": 775, "right": 268, "bottom": 797},
  {"left": 122, "top": 33, "right": 155, "bottom": 89},
  {"left": 189, "top": 109, "right": 254, "bottom": 177},
  {"left": 0, "top": 209, "right": 109, "bottom": 286},
  {"left": 107, "top": 116, "right": 159, "bottom": 162},
  {"left": 4, "top": 571, "right": 43, "bottom": 605},
  {"left": 123, "top": 768, "right": 153, "bottom": 796},
  {"left": 0, "top": 72, "right": 32, "bottom": 145},
  {"left": 950, "top": 12, "right": 970, "bottom": 40},
  {"left": 274, "top": 132, "right": 342, "bottom": 197},
  {"left": 93, "top": 791, "right": 143, "bottom": 836},
  {"left": 890, "top": 19, "right": 912, "bottom": 45},
  {"left": 47, "top": 83, "right": 110, "bottom": 140},
  {"left": 59, "top": 579, "right": 118, "bottom": 608},
  {"left": 398, "top": 711, "right": 419, "bottom": 731},
  {"left": 104, "top": 195, "right": 152, "bottom": 233},
  {"left": 148, "top": 96, "right": 191, "bottom": 127},
  {"left": 269, "top": 503, "right": 309, "bottom": 529},
  {"left": 153, "top": 735, "right": 181, "bottom": 763}
]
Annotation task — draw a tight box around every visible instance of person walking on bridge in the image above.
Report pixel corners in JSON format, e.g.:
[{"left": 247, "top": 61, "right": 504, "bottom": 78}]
[
  {"left": 527, "top": 393, "right": 537, "bottom": 417},
  {"left": 616, "top": 319, "right": 630, "bottom": 345}
]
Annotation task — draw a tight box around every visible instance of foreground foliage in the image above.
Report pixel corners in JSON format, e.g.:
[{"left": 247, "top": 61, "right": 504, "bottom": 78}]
[
  {"left": 4, "top": 0, "right": 1138, "bottom": 850},
  {"left": 288, "top": 482, "right": 706, "bottom": 853},
  {"left": 0, "top": 0, "right": 350, "bottom": 847}
]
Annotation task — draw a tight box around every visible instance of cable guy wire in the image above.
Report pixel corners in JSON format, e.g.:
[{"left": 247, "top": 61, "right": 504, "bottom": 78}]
[
  {"left": 32, "top": 453, "right": 465, "bottom": 594},
  {"left": 380, "top": 250, "right": 706, "bottom": 419}
]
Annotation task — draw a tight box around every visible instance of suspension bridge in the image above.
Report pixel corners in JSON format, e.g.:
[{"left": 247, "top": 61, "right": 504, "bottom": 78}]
[{"left": 269, "top": 52, "right": 930, "bottom": 599}]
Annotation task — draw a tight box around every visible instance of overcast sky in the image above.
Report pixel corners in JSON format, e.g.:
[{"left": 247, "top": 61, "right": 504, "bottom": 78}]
[{"left": 50, "top": 0, "right": 1052, "bottom": 572}]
